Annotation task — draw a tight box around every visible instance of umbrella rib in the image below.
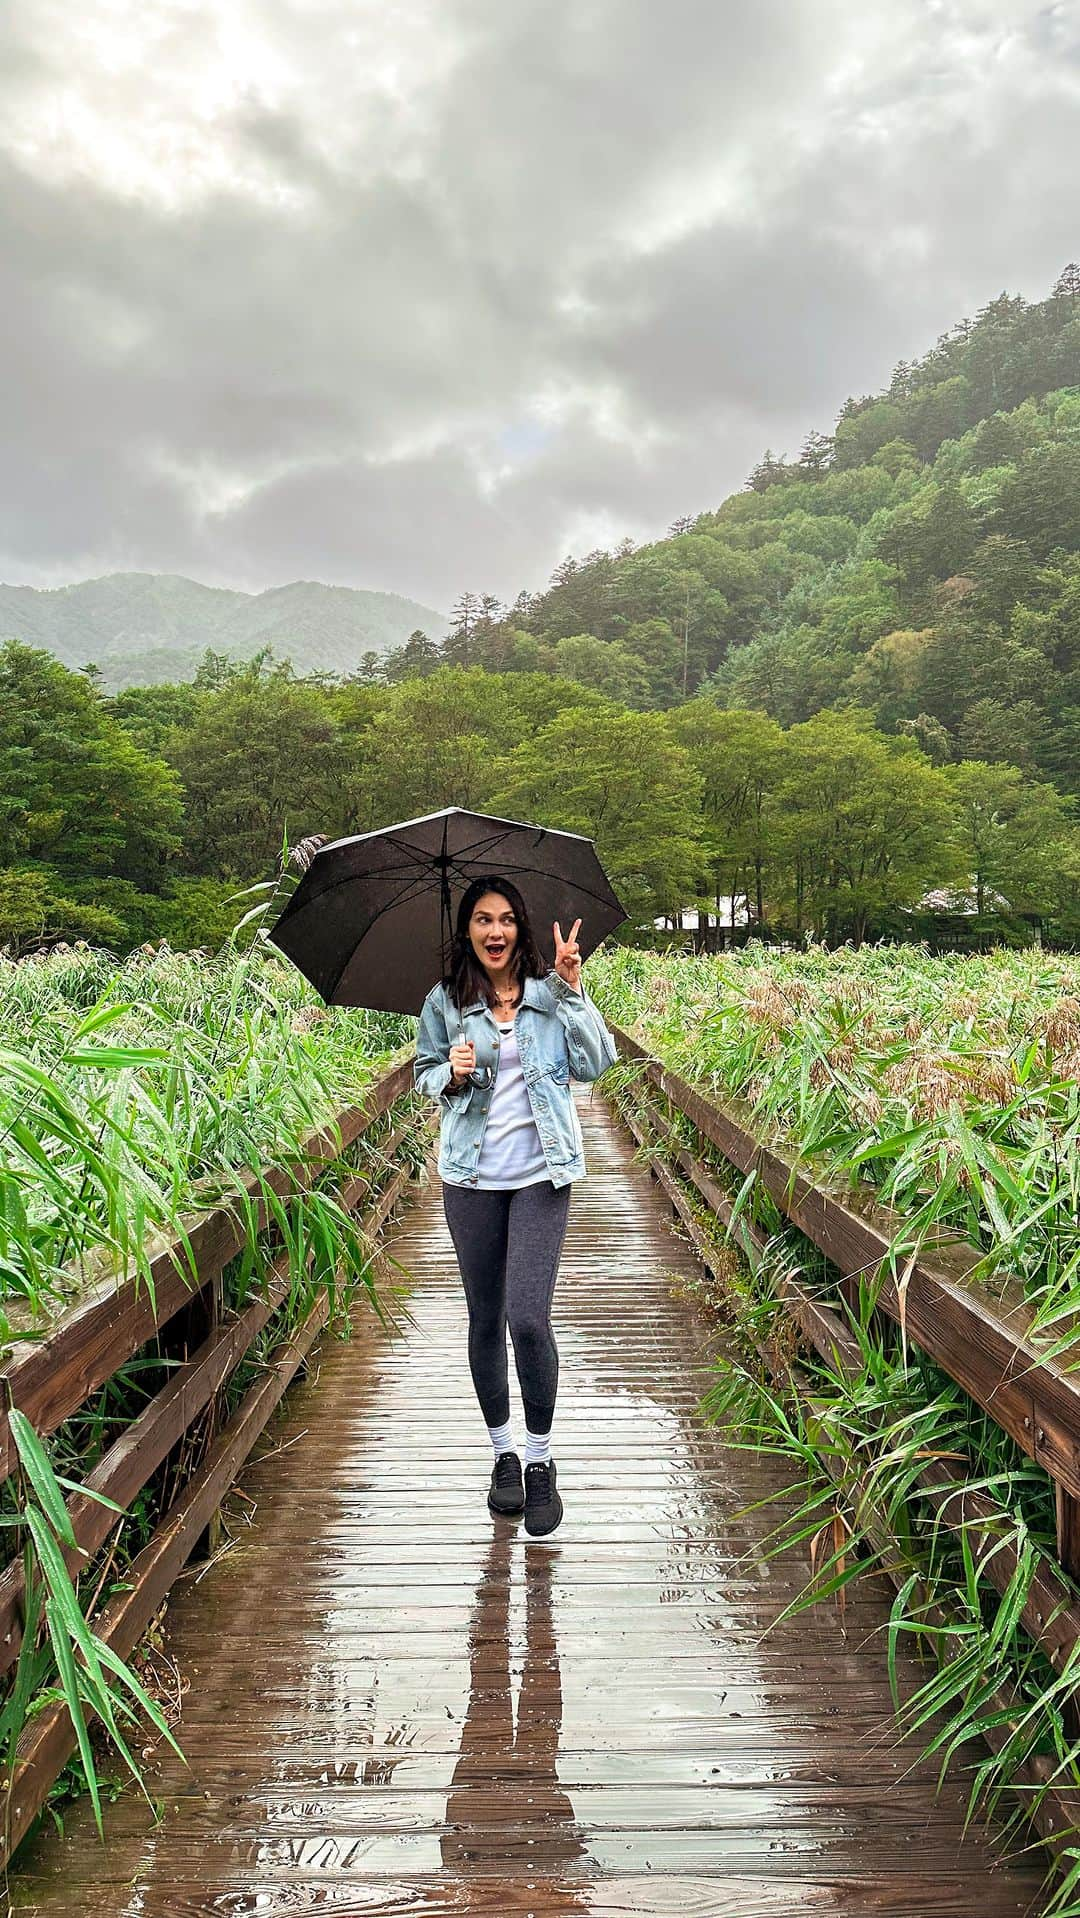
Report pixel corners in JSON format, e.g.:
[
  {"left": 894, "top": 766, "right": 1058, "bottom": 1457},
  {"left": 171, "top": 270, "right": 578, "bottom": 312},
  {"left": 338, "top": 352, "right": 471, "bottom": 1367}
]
[
  {"left": 290, "top": 823, "right": 603, "bottom": 904},
  {"left": 285, "top": 853, "right": 449, "bottom": 908},
  {"left": 323, "top": 868, "right": 452, "bottom": 1001},
  {"left": 450, "top": 825, "right": 548, "bottom": 861},
  {"left": 303, "top": 830, "right": 470, "bottom": 905},
  {"left": 444, "top": 824, "right": 617, "bottom": 902},
  {"left": 432, "top": 842, "right": 618, "bottom": 917},
  {"left": 465, "top": 858, "right": 621, "bottom": 914},
  {"left": 437, "top": 827, "right": 620, "bottom": 914}
]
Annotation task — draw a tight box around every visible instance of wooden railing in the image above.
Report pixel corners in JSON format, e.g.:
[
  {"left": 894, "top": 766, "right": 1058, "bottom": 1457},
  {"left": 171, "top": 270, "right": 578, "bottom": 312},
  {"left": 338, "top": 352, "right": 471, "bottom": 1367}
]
[
  {"left": 0, "top": 1047, "right": 432, "bottom": 1862},
  {"left": 606, "top": 1024, "right": 1080, "bottom": 1857}
]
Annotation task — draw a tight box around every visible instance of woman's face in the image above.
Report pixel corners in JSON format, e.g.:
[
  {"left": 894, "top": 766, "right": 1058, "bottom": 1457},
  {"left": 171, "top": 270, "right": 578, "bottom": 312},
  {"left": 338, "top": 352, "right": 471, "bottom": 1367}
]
[{"left": 468, "top": 891, "right": 519, "bottom": 977}]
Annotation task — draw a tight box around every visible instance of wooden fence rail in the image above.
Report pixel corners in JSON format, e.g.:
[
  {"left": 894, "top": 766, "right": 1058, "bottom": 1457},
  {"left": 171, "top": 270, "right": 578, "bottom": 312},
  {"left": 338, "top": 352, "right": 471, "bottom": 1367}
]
[
  {"left": 0, "top": 1048, "right": 431, "bottom": 1865},
  {"left": 0, "top": 1056, "right": 415, "bottom": 1481},
  {"left": 606, "top": 1023, "right": 1080, "bottom": 1859},
  {"left": 611, "top": 1028, "right": 1080, "bottom": 1568}
]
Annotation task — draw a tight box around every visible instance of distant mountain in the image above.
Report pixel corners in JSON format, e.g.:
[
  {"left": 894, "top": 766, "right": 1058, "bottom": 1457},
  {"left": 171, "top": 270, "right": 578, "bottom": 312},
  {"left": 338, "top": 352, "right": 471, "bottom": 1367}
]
[{"left": 0, "top": 572, "right": 450, "bottom": 688}]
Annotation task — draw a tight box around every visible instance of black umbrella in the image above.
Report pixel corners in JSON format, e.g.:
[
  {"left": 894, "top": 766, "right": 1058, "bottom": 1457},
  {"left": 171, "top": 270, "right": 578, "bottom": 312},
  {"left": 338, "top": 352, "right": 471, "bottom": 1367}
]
[{"left": 267, "top": 807, "right": 628, "bottom": 1015}]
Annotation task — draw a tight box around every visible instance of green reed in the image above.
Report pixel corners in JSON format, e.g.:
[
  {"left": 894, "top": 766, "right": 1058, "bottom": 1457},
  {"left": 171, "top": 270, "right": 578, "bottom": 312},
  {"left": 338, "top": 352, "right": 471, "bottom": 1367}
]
[
  {"left": 0, "top": 942, "right": 412, "bottom": 1334},
  {"left": 590, "top": 944, "right": 1080, "bottom": 1910},
  {"left": 590, "top": 943, "right": 1080, "bottom": 1330},
  {"left": 0, "top": 935, "right": 417, "bottom": 1855}
]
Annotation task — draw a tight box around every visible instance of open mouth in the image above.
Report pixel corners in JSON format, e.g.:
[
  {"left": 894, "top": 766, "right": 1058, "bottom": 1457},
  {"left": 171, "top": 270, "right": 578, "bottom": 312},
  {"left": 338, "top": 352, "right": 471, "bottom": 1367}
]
[{"left": 486, "top": 944, "right": 506, "bottom": 956}]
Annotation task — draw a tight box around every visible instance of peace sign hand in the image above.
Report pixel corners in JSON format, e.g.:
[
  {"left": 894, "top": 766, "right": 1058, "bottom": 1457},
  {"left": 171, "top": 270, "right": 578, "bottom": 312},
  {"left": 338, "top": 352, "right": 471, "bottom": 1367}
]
[{"left": 553, "top": 917, "right": 583, "bottom": 992}]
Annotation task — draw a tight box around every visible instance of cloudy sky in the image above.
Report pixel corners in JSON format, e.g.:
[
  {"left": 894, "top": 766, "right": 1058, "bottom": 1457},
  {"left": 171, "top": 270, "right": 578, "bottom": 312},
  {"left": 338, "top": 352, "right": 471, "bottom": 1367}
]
[{"left": 2, "top": 0, "right": 1079, "bottom": 612}]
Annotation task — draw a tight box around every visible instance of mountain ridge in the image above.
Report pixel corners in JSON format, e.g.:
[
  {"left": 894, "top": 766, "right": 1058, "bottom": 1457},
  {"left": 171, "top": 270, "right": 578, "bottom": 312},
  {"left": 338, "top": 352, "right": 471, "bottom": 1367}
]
[{"left": 0, "top": 571, "right": 450, "bottom": 688}]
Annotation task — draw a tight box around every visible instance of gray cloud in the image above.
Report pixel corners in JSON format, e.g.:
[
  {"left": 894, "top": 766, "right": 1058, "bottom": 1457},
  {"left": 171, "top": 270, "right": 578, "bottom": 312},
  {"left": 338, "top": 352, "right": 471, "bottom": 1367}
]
[{"left": 1, "top": 0, "right": 1078, "bottom": 610}]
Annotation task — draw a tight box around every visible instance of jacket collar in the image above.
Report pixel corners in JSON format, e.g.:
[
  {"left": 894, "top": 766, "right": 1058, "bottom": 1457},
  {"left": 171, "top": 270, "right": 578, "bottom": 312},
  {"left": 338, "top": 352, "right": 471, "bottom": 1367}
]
[{"left": 455, "top": 974, "right": 551, "bottom": 1017}]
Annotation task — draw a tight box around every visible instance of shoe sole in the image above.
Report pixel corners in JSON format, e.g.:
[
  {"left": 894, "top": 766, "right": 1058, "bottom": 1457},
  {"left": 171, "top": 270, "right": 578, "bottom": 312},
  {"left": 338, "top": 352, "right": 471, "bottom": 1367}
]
[
  {"left": 524, "top": 1498, "right": 563, "bottom": 1537},
  {"left": 487, "top": 1497, "right": 525, "bottom": 1516}
]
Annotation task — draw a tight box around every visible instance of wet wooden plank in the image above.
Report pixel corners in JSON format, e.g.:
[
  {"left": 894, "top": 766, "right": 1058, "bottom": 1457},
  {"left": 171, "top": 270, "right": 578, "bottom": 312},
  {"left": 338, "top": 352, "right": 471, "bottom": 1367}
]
[
  {"left": 9, "top": 1875, "right": 1044, "bottom": 1917},
  {"left": 9, "top": 1094, "right": 1047, "bottom": 1915}
]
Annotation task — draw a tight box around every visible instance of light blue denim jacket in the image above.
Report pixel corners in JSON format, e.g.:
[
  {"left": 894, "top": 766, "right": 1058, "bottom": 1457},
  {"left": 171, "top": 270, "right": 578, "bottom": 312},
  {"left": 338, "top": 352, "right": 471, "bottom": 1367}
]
[{"left": 413, "top": 970, "right": 619, "bottom": 1188}]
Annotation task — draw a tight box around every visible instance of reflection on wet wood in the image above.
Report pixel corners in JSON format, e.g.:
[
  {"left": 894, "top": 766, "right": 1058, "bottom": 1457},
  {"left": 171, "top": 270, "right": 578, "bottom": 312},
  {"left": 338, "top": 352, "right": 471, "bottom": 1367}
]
[{"left": 10, "top": 1096, "right": 1047, "bottom": 1915}]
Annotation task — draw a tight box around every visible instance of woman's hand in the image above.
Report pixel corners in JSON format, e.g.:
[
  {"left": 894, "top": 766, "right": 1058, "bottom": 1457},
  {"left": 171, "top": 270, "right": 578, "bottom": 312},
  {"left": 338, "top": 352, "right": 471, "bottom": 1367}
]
[
  {"left": 553, "top": 918, "right": 583, "bottom": 992},
  {"left": 448, "top": 1039, "right": 475, "bottom": 1085}
]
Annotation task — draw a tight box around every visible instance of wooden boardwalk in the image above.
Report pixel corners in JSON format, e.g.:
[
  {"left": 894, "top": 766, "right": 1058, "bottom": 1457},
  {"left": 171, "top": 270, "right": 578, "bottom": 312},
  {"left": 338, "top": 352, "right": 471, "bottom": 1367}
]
[{"left": 11, "top": 1092, "right": 1046, "bottom": 1916}]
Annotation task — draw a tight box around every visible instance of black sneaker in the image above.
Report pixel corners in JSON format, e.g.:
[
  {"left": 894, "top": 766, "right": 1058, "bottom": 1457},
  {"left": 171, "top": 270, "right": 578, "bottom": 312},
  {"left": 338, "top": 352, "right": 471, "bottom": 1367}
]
[
  {"left": 488, "top": 1451, "right": 525, "bottom": 1516},
  {"left": 524, "top": 1458, "right": 563, "bottom": 1536}
]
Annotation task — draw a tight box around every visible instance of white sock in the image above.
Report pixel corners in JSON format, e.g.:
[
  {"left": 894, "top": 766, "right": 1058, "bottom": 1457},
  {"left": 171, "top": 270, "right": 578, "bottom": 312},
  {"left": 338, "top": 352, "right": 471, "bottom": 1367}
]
[
  {"left": 524, "top": 1428, "right": 552, "bottom": 1467},
  {"left": 488, "top": 1419, "right": 515, "bottom": 1457}
]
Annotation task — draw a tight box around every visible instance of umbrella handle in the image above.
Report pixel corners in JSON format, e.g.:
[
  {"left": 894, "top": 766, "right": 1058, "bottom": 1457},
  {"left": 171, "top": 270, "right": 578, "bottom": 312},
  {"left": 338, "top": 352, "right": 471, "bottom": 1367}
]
[{"left": 455, "top": 1019, "right": 480, "bottom": 1086}]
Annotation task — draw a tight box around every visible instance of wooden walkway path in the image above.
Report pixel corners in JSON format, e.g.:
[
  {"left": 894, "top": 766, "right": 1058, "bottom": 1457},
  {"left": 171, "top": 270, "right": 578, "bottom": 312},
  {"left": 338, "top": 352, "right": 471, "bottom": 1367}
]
[{"left": 11, "top": 1093, "right": 1046, "bottom": 1915}]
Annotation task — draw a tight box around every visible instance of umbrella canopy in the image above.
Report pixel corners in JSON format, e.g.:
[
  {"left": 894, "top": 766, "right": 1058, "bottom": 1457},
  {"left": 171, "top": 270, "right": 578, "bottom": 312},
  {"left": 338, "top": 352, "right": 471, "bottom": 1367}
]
[{"left": 267, "top": 807, "right": 628, "bottom": 1015}]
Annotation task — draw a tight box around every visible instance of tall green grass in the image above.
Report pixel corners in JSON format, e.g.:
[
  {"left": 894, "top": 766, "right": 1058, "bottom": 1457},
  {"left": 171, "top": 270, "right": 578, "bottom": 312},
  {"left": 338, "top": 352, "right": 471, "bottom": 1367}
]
[
  {"left": 0, "top": 932, "right": 417, "bottom": 1852},
  {"left": 590, "top": 943, "right": 1080, "bottom": 1329},
  {"left": 590, "top": 945, "right": 1080, "bottom": 1910},
  {"left": 0, "top": 942, "right": 411, "bottom": 1335}
]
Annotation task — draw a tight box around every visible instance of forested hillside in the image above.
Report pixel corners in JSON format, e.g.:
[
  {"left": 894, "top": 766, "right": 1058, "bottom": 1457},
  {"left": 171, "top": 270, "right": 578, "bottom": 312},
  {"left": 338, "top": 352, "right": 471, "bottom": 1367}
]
[
  {"left": 0, "top": 573, "right": 449, "bottom": 687},
  {"left": 3, "top": 269, "right": 1080, "bottom": 958},
  {"left": 445, "top": 267, "right": 1080, "bottom": 793}
]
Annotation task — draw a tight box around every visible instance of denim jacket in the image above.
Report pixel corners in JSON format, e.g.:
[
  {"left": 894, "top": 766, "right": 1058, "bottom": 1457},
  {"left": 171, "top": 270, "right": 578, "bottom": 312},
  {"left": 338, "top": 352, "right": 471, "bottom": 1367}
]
[{"left": 413, "top": 970, "right": 619, "bottom": 1188}]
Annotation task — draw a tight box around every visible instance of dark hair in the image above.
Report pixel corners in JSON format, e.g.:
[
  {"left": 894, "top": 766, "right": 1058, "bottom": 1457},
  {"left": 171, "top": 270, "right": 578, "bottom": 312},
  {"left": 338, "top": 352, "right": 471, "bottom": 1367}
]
[{"left": 442, "top": 875, "right": 550, "bottom": 1012}]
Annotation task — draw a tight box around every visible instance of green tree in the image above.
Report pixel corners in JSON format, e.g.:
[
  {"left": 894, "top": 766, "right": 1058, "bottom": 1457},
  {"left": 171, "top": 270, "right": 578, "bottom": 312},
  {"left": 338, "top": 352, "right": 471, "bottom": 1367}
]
[
  {"left": 746, "top": 449, "right": 792, "bottom": 492},
  {"left": 442, "top": 592, "right": 481, "bottom": 668},
  {"left": 833, "top": 398, "right": 908, "bottom": 469},
  {"left": 667, "top": 704, "right": 784, "bottom": 929},
  {"left": 551, "top": 634, "right": 650, "bottom": 705},
  {"left": 0, "top": 867, "right": 127, "bottom": 956},
  {"left": 382, "top": 628, "right": 442, "bottom": 682},
  {"left": 489, "top": 704, "right": 707, "bottom": 923},
  {"left": 968, "top": 412, "right": 1024, "bottom": 472},
  {"left": 897, "top": 712, "right": 953, "bottom": 763},
  {"left": 907, "top": 375, "right": 971, "bottom": 461},
  {"left": 955, "top": 697, "right": 1048, "bottom": 772},
  {"left": 620, "top": 619, "right": 684, "bottom": 707},
  {"left": 798, "top": 430, "right": 834, "bottom": 477},
  {"left": 110, "top": 681, "right": 202, "bottom": 755},
  {"left": 992, "top": 442, "right": 1080, "bottom": 557},
  {"left": 164, "top": 658, "right": 360, "bottom": 876},
  {"left": 916, "top": 616, "right": 1048, "bottom": 742},
  {"left": 772, "top": 711, "right": 957, "bottom": 942},
  {"left": 965, "top": 535, "right": 1039, "bottom": 627},
  {"left": 846, "top": 628, "right": 933, "bottom": 731},
  {"left": 945, "top": 761, "right": 1077, "bottom": 920},
  {"left": 354, "top": 668, "right": 510, "bottom": 828},
  {"left": 870, "top": 438, "right": 921, "bottom": 478},
  {"left": 0, "top": 642, "right": 182, "bottom": 889},
  {"left": 874, "top": 482, "right": 976, "bottom": 597}
]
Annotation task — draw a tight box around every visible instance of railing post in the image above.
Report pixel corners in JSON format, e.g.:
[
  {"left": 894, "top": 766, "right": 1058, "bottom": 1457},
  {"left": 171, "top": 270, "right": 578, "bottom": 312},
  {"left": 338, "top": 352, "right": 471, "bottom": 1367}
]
[
  {"left": 163, "top": 1272, "right": 224, "bottom": 1562},
  {"left": 1057, "top": 1487, "right": 1080, "bottom": 1740}
]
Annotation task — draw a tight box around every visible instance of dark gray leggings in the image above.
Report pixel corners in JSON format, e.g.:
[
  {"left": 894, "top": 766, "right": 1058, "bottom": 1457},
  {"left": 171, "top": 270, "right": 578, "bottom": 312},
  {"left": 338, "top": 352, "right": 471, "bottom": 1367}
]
[{"left": 441, "top": 1179, "right": 572, "bottom": 1433}]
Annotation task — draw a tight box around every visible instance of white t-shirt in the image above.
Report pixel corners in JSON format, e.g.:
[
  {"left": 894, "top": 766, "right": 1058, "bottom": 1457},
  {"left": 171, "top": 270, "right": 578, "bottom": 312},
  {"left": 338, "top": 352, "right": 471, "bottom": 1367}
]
[{"left": 472, "top": 1018, "right": 550, "bottom": 1189}]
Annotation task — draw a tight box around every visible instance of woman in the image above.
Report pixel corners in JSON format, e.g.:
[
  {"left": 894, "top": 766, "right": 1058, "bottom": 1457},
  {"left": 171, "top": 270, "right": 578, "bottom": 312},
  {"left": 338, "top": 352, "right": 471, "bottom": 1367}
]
[{"left": 414, "top": 875, "right": 618, "bottom": 1537}]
